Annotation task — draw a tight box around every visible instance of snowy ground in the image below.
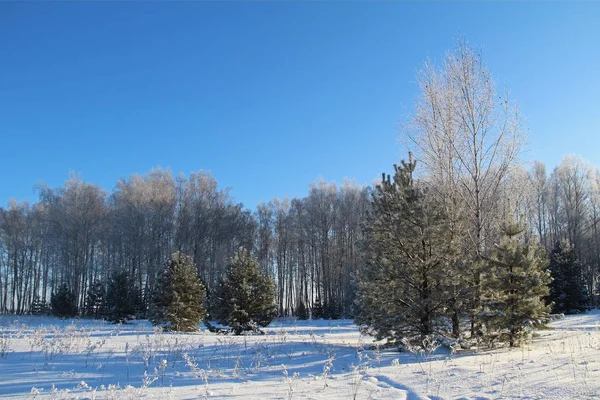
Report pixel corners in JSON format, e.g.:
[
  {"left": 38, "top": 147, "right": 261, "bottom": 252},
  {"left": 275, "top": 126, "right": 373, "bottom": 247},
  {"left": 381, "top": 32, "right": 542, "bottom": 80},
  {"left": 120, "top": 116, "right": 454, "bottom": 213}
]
[{"left": 1, "top": 312, "right": 600, "bottom": 399}]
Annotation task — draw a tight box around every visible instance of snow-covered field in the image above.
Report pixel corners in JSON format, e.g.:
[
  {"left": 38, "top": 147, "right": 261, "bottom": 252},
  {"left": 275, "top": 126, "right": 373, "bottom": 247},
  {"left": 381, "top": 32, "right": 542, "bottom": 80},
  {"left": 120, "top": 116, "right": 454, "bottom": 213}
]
[{"left": 1, "top": 312, "right": 600, "bottom": 399}]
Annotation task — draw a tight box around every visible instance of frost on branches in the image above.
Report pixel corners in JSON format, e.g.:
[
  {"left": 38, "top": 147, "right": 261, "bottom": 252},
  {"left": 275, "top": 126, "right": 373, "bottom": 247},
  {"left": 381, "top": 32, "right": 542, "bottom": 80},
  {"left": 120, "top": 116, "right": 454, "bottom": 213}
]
[
  {"left": 355, "top": 154, "right": 460, "bottom": 346},
  {"left": 479, "top": 223, "right": 551, "bottom": 347},
  {"left": 355, "top": 156, "right": 552, "bottom": 349}
]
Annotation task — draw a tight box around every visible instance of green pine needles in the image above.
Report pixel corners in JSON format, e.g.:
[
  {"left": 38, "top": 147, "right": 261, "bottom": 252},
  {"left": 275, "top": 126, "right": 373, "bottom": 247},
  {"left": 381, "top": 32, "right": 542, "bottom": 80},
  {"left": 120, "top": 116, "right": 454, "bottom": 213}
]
[
  {"left": 356, "top": 155, "right": 552, "bottom": 348},
  {"left": 355, "top": 154, "right": 460, "bottom": 344},
  {"left": 105, "top": 272, "right": 138, "bottom": 323},
  {"left": 51, "top": 283, "right": 78, "bottom": 318},
  {"left": 479, "top": 223, "right": 551, "bottom": 347},
  {"left": 211, "top": 248, "right": 277, "bottom": 334},
  {"left": 150, "top": 251, "right": 207, "bottom": 332},
  {"left": 547, "top": 240, "right": 590, "bottom": 315}
]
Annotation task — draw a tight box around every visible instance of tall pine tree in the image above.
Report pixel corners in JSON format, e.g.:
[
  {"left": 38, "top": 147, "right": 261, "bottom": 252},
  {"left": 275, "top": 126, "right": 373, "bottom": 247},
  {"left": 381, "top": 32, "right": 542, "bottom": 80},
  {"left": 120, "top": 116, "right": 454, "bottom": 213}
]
[
  {"left": 479, "top": 223, "right": 551, "bottom": 347},
  {"left": 150, "top": 252, "right": 207, "bottom": 332},
  {"left": 355, "top": 154, "right": 459, "bottom": 344}
]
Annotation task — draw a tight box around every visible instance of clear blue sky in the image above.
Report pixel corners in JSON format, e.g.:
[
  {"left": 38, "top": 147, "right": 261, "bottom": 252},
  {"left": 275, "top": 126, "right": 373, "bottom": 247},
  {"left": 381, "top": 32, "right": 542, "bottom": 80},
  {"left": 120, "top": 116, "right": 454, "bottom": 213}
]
[{"left": 1, "top": 2, "right": 599, "bottom": 210}]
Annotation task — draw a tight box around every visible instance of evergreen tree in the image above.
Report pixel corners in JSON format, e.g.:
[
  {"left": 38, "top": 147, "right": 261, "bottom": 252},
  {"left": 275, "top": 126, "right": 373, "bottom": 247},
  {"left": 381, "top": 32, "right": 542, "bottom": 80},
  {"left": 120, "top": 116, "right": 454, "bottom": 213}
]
[
  {"left": 85, "top": 281, "right": 106, "bottom": 319},
  {"left": 51, "top": 284, "right": 78, "bottom": 318},
  {"left": 323, "top": 301, "right": 342, "bottom": 320},
  {"left": 150, "top": 252, "right": 207, "bottom": 332},
  {"left": 296, "top": 300, "right": 309, "bottom": 320},
  {"left": 311, "top": 299, "right": 324, "bottom": 319},
  {"left": 105, "top": 272, "right": 137, "bottom": 323},
  {"left": 211, "top": 248, "right": 277, "bottom": 334},
  {"left": 355, "top": 154, "right": 459, "bottom": 344},
  {"left": 547, "top": 241, "right": 590, "bottom": 314},
  {"left": 479, "top": 224, "right": 551, "bottom": 347},
  {"left": 132, "top": 287, "right": 147, "bottom": 319}
]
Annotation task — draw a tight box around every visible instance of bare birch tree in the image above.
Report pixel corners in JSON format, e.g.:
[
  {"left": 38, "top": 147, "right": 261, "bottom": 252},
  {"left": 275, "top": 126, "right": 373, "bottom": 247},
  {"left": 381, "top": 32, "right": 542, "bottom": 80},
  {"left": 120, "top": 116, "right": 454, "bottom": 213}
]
[
  {"left": 407, "top": 39, "right": 524, "bottom": 253},
  {"left": 404, "top": 39, "right": 526, "bottom": 335}
]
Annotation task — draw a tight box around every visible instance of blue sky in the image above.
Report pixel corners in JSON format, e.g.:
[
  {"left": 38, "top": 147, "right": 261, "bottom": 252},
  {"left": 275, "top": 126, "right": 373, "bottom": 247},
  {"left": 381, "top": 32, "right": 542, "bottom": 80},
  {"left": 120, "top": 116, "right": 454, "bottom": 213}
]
[{"left": 1, "top": 2, "right": 599, "bottom": 210}]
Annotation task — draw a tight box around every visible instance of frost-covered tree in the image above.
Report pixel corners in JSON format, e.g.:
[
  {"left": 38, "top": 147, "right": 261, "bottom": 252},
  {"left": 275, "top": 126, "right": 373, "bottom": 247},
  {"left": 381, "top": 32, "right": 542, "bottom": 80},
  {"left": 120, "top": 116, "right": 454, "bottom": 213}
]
[
  {"left": 38, "top": 176, "right": 108, "bottom": 312},
  {"left": 355, "top": 155, "right": 459, "bottom": 344},
  {"left": 110, "top": 169, "right": 177, "bottom": 307},
  {"left": 406, "top": 38, "right": 524, "bottom": 255},
  {"left": 150, "top": 252, "right": 207, "bottom": 331},
  {"left": 547, "top": 241, "right": 590, "bottom": 314},
  {"left": 479, "top": 223, "right": 551, "bottom": 347},
  {"left": 51, "top": 284, "right": 78, "bottom": 318},
  {"left": 211, "top": 248, "right": 277, "bottom": 334},
  {"left": 405, "top": 39, "right": 525, "bottom": 336}
]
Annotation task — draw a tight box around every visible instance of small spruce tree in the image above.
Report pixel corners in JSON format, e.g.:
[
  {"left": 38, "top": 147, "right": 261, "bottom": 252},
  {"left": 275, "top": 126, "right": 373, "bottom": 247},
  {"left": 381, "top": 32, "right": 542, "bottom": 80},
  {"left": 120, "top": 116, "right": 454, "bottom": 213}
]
[
  {"left": 311, "top": 299, "right": 324, "bottom": 319},
  {"left": 296, "top": 300, "right": 309, "bottom": 320},
  {"left": 85, "top": 281, "right": 107, "bottom": 319},
  {"left": 479, "top": 223, "right": 551, "bottom": 347},
  {"left": 150, "top": 252, "right": 207, "bottom": 332},
  {"left": 51, "top": 284, "right": 78, "bottom": 318},
  {"left": 547, "top": 241, "right": 590, "bottom": 314},
  {"left": 105, "top": 272, "right": 137, "bottom": 323},
  {"left": 211, "top": 248, "right": 277, "bottom": 334}
]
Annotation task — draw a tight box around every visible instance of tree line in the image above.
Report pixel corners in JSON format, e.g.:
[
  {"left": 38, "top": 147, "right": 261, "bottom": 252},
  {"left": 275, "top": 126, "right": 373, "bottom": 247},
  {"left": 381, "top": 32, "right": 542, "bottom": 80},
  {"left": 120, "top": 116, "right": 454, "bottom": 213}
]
[
  {"left": 0, "top": 170, "right": 368, "bottom": 318},
  {"left": 1, "top": 155, "right": 595, "bottom": 321}
]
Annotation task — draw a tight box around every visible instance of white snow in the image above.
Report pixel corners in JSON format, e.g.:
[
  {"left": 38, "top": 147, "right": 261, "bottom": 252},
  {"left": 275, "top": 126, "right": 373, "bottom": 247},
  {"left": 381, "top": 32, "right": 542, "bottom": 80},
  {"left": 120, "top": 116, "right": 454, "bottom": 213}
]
[{"left": 1, "top": 312, "right": 599, "bottom": 399}]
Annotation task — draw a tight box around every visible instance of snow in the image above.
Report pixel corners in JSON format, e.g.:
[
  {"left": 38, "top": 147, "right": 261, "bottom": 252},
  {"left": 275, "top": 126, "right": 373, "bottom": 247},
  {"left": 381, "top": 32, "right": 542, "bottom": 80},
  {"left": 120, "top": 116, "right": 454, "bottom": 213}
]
[{"left": 1, "top": 313, "right": 599, "bottom": 399}]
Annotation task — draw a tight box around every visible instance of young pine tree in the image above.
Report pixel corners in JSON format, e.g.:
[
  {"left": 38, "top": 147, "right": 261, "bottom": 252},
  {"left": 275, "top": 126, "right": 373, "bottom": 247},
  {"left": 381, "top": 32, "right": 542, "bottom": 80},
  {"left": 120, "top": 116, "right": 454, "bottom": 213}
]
[
  {"left": 479, "top": 223, "right": 551, "bottom": 347},
  {"left": 355, "top": 154, "right": 459, "bottom": 345},
  {"left": 296, "top": 300, "right": 309, "bottom": 320},
  {"left": 311, "top": 299, "right": 324, "bottom": 319},
  {"left": 150, "top": 252, "right": 207, "bottom": 332},
  {"left": 51, "top": 284, "right": 78, "bottom": 318},
  {"left": 85, "top": 281, "right": 107, "bottom": 319},
  {"left": 211, "top": 248, "right": 277, "bottom": 334},
  {"left": 547, "top": 241, "right": 590, "bottom": 314},
  {"left": 105, "top": 272, "right": 137, "bottom": 323}
]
